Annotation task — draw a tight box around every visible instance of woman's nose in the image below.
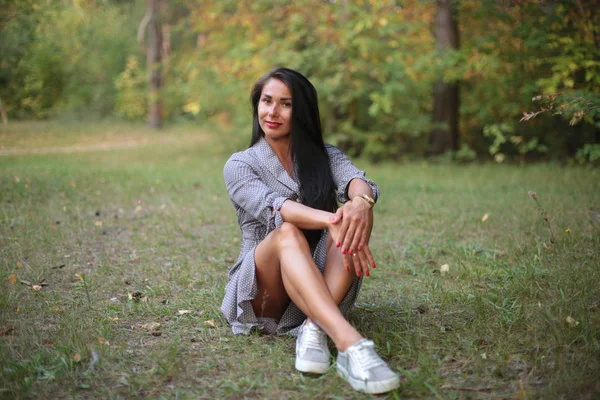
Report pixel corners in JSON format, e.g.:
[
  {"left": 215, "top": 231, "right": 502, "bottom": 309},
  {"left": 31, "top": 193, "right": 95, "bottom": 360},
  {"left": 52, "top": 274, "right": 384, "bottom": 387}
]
[{"left": 268, "top": 104, "right": 278, "bottom": 116}]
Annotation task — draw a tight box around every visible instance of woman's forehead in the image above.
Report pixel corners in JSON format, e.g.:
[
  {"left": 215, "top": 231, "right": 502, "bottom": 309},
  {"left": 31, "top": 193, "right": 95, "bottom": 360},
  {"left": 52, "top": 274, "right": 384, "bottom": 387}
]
[{"left": 262, "top": 78, "right": 291, "bottom": 98}]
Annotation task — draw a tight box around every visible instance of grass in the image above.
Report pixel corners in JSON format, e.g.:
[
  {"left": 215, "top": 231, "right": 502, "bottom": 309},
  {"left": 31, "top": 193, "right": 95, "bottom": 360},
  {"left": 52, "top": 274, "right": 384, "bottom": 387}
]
[{"left": 1, "top": 120, "right": 599, "bottom": 399}]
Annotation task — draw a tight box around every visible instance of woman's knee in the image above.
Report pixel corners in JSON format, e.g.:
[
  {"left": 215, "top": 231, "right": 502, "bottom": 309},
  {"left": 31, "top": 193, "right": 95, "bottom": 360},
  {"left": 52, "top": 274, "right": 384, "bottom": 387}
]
[{"left": 276, "top": 222, "right": 306, "bottom": 248}]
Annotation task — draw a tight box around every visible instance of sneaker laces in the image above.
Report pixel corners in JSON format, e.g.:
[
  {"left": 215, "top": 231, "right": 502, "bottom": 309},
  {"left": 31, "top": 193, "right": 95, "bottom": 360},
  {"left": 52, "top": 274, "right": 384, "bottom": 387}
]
[
  {"left": 302, "top": 323, "right": 326, "bottom": 351},
  {"left": 349, "top": 340, "right": 385, "bottom": 373}
]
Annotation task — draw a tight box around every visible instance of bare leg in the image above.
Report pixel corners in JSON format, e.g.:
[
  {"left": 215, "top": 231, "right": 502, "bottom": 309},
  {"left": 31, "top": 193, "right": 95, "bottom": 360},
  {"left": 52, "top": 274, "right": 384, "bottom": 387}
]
[{"left": 253, "top": 222, "right": 362, "bottom": 351}]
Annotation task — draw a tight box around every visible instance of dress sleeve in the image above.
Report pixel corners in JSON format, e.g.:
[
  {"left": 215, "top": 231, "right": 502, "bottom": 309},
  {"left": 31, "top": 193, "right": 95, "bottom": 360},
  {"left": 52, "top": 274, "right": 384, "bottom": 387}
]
[
  {"left": 223, "top": 156, "right": 289, "bottom": 231},
  {"left": 326, "top": 144, "right": 380, "bottom": 204}
]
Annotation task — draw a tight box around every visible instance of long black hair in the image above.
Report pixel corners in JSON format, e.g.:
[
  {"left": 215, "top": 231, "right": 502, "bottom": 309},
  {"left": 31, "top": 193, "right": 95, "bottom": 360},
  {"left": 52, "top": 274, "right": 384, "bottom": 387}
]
[{"left": 250, "top": 67, "right": 337, "bottom": 248}]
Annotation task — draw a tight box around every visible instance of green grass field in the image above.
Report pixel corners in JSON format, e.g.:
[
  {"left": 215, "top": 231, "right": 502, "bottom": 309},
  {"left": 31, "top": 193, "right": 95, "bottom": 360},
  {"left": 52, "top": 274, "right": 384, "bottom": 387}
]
[{"left": 1, "top": 121, "right": 599, "bottom": 399}]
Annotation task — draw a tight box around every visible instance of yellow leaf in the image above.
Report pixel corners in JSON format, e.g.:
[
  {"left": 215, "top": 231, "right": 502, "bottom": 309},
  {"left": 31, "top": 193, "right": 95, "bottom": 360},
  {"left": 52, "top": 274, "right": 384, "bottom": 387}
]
[
  {"left": 177, "top": 310, "right": 193, "bottom": 315},
  {"left": 566, "top": 316, "right": 579, "bottom": 327},
  {"left": 8, "top": 274, "right": 17, "bottom": 284},
  {"left": 75, "top": 274, "right": 83, "bottom": 281},
  {"left": 94, "top": 220, "right": 103, "bottom": 227},
  {"left": 72, "top": 353, "right": 82, "bottom": 362},
  {"left": 98, "top": 337, "right": 110, "bottom": 345},
  {"left": 565, "top": 228, "right": 571, "bottom": 233},
  {"left": 204, "top": 319, "right": 216, "bottom": 328},
  {"left": 17, "top": 261, "right": 23, "bottom": 269},
  {"left": 481, "top": 213, "right": 489, "bottom": 222},
  {"left": 32, "top": 285, "right": 42, "bottom": 291},
  {"left": 142, "top": 322, "right": 161, "bottom": 331}
]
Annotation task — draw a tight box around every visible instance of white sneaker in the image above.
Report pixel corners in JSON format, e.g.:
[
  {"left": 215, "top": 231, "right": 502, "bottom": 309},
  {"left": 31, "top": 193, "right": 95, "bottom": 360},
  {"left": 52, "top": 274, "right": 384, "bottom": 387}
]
[
  {"left": 337, "top": 339, "right": 400, "bottom": 394},
  {"left": 295, "top": 320, "right": 331, "bottom": 374}
]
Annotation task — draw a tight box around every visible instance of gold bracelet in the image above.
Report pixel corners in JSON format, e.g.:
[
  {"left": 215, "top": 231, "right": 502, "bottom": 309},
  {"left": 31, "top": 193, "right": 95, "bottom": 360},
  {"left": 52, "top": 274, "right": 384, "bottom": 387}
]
[{"left": 351, "top": 194, "right": 375, "bottom": 209}]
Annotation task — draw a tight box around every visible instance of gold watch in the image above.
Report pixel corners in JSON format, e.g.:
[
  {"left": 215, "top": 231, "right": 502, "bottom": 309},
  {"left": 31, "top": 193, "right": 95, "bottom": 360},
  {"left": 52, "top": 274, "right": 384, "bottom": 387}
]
[{"left": 352, "top": 194, "right": 375, "bottom": 209}]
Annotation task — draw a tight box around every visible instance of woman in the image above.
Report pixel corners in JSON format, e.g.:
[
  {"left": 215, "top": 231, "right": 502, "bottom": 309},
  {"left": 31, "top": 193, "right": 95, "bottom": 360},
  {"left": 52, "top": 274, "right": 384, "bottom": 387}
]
[{"left": 221, "top": 67, "right": 400, "bottom": 394}]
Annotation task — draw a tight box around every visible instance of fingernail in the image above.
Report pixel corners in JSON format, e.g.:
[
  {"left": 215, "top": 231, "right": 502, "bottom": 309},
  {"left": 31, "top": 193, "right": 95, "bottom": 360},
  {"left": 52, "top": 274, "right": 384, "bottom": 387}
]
[
  {"left": 336, "top": 242, "right": 341, "bottom": 248},
  {"left": 365, "top": 270, "right": 370, "bottom": 277},
  {"left": 372, "top": 263, "right": 376, "bottom": 268},
  {"left": 357, "top": 271, "right": 362, "bottom": 277},
  {"left": 346, "top": 266, "right": 350, "bottom": 271},
  {"left": 358, "top": 245, "right": 363, "bottom": 251},
  {"left": 342, "top": 248, "right": 346, "bottom": 254}
]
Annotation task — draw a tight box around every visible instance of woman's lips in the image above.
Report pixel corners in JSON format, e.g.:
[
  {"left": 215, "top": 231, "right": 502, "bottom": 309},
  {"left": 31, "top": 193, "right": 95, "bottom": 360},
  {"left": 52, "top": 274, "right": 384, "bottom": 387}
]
[{"left": 265, "top": 121, "right": 281, "bottom": 129}]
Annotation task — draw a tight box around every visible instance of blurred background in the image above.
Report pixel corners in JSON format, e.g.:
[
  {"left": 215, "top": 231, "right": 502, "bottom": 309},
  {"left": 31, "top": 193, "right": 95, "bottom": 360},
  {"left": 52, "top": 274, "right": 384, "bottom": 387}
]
[{"left": 1, "top": 0, "right": 598, "bottom": 163}]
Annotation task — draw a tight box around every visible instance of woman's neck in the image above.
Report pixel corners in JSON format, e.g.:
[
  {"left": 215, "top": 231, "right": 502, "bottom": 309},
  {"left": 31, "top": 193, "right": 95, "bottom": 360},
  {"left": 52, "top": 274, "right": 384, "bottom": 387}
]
[{"left": 265, "top": 136, "right": 293, "bottom": 176}]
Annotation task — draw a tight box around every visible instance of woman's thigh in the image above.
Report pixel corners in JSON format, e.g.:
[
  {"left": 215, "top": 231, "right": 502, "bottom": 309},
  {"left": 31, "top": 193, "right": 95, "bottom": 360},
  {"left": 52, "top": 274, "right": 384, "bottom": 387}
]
[{"left": 252, "top": 229, "right": 288, "bottom": 319}]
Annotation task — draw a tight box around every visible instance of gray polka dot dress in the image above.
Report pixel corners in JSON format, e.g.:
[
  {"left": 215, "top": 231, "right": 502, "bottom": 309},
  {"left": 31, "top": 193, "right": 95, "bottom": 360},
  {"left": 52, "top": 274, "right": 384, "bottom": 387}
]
[{"left": 221, "top": 138, "right": 379, "bottom": 336}]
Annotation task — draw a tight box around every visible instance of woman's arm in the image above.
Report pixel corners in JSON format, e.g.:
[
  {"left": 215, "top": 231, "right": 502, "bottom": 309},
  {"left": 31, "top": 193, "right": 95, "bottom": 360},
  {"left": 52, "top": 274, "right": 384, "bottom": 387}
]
[{"left": 279, "top": 199, "right": 338, "bottom": 230}]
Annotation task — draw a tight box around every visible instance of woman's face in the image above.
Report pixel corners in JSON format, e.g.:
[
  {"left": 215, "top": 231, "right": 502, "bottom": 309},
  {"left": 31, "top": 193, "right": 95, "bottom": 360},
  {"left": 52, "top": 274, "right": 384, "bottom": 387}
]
[{"left": 258, "top": 78, "right": 292, "bottom": 142}]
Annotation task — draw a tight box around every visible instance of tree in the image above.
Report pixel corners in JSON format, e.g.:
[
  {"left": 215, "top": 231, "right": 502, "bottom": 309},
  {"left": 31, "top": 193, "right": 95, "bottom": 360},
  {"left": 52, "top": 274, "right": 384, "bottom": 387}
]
[
  {"left": 429, "top": 0, "right": 460, "bottom": 155},
  {"left": 139, "top": 0, "right": 163, "bottom": 129}
]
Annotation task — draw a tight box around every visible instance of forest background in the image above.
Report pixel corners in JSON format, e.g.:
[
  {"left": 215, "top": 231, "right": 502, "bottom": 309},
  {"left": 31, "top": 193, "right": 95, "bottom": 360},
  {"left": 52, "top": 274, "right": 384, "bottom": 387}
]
[{"left": 1, "top": 0, "right": 599, "bottom": 163}]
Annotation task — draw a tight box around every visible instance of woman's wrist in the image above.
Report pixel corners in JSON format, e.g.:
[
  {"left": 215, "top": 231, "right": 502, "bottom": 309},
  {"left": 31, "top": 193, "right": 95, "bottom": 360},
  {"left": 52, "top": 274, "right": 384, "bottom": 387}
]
[{"left": 350, "top": 193, "right": 375, "bottom": 209}]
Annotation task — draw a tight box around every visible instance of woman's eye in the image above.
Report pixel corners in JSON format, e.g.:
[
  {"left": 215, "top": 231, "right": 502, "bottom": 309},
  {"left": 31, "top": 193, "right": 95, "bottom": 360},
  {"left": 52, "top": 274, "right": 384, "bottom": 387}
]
[
  {"left": 283, "top": 103, "right": 292, "bottom": 108},
  {"left": 261, "top": 98, "right": 271, "bottom": 104}
]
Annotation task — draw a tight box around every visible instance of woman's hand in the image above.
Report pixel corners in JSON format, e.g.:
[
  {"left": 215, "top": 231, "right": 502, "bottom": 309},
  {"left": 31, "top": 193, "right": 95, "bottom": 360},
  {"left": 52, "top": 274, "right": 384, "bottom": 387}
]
[
  {"left": 336, "top": 198, "right": 373, "bottom": 256},
  {"left": 328, "top": 206, "right": 376, "bottom": 277}
]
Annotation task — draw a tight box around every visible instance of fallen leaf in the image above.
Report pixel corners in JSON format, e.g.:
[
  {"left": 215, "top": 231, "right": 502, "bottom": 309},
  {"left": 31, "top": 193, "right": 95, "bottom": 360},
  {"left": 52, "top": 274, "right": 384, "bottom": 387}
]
[
  {"left": 128, "top": 291, "right": 142, "bottom": 301},
  {"left": 440, "top": 264, "right": 450, "bottom": 276},
  {"left": 108, "top": 317, "right": 120, "bottom": 322},
  {"left": 204, "top": 319, "right": 216, "bottom": 328},
  {"left": 98, "top": 337, "right": 110, "bottom": 346},
  {"left": 565, "top": 228, "right": 571, "bottom": 233},
  {"left": 32, "top": 285, "right": 42, "bottom": 291},
  {"left": 72, "top": 353, "right": 82, "bottom": 362},
  {"left": 40, "top": 279, "right": 49, "bottom": 286},
  {"left": 75, "top": 274, "right": 84, "bottom": 281},
  {"left": 178, "top": 310, "right": 193, "bottom": 315},
  {"left": 17, "top": 261, "right": 23, "bottom": 269},
  {"left": 94, "top": 220, "right": 103, "bottom": 227},
  {"left": 20, "top": 279, "right": 32, "bottom": 286},
  {"left": 481, "top": 213, "right": 489, "bottom": 222},
  {"left": 0, "top": 327, "right": 16, "bottom": 336},
  {"left": 142, "top": 322, "right": 161, "bottom": 331},
  {"left": 8, "top": 274, "right": 17, "bottom": 284},
  {"left": 566, "top": 316, "right": 579, "bottom": 327}
]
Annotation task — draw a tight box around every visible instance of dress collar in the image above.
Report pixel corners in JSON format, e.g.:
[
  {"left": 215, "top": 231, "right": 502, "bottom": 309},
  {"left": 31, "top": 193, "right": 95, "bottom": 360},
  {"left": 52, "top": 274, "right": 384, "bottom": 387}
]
[{"left": 254, "top": 138, "right": 298, "bottom": 192}]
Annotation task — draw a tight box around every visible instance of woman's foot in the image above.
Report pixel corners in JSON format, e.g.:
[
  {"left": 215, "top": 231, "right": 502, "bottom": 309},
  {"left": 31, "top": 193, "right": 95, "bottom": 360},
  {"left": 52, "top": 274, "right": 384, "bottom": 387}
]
[
  {"left": 295, "top": 320, "right": 331, "bottom": 374},
  {"left": 336, "top": 339, "right": 400, "bottom": 394}
]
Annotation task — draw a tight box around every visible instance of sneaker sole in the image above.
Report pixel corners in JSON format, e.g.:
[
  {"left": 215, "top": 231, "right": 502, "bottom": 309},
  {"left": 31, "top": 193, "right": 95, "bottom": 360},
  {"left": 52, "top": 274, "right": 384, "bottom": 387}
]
[
  {"left": 295, "top": 358, "right": 330, "bottom": 374},
  {"left": 337, "top": 364, "right": 400, "bottom": 394}
]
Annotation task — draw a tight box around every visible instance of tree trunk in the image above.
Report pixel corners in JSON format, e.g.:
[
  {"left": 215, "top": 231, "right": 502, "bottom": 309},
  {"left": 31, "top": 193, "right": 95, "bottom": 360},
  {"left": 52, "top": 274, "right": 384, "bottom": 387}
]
[
  {"left": 429, "top": 0, "right": 460, "bottom": 154},
  {"left": 147, "top": 0, "right": 162, "bottom": 129}
]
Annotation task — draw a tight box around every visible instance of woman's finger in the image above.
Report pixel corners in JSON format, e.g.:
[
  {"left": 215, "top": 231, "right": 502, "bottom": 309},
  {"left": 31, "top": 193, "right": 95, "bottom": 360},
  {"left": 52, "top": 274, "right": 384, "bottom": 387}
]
[
  {"left": 356, "top": 249, "right": 370, "bottom": 276},
  {"left": 338, "top": 214, "right": 351, "bottom": 251},
  {"left": 342, "top": 250, "right": 352, "bottom": 272},
  {"left": 348, "top": 224, "right": 364, "bottom": 255},
  {"left": 350, "top": 252, "right": 362, "bottom": 277},
  {"left": 341, "top": 218, "right": 358, "bottom": 254},
  {"left": 363, "top": 244, "right": 376, "bottom": 269}
]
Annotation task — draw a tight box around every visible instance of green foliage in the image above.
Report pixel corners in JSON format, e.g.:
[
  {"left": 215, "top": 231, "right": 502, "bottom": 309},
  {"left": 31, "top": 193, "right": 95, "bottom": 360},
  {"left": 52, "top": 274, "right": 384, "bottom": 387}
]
[
  {"left": 1, "top": 0, "right": 597, "bottom": 160},
  {"left": 575, "top": 143, "right": 600, "bottom": 165},
  {"left": 115, "top": 56, "right": 147, "bottom": 120},
  {"left": 483, "top": 122, "right": 548, "bottom": 163}
]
